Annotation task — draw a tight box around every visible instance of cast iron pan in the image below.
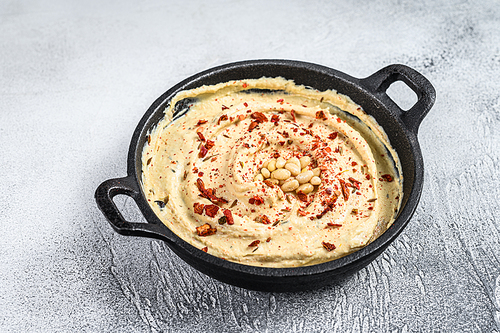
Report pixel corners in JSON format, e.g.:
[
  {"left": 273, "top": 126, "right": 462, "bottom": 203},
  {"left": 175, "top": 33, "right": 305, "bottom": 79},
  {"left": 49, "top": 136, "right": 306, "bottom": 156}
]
[{"left": 95, "top": 60, "right": 435, "bottom": 292}]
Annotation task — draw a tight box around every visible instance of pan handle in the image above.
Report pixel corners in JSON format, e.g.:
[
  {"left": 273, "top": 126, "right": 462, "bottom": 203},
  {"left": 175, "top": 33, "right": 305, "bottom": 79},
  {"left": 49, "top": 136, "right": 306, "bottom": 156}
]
[
  {"left": 360, "top": 64, "right": 436, "bottom": 134},
  {"left": 95, "top": 176, "right": 168, "bottom": 241}
]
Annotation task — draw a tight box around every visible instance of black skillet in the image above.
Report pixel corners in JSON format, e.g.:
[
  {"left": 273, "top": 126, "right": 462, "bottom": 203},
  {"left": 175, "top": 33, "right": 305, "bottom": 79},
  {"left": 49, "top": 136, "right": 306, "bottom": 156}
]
[{"left": 95, "top": 60, "right": 435, "bottom": 292}]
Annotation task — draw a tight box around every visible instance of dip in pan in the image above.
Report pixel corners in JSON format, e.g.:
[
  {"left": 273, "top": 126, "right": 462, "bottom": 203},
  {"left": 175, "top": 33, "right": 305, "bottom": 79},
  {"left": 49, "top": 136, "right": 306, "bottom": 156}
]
[{"left": 141, "top": 77, "right": 403, "bottom": 267}]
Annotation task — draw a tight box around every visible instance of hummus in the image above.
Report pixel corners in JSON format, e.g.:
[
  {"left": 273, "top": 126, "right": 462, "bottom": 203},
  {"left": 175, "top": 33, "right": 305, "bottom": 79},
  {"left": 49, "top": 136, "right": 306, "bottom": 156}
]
[{"left": 141, "top": 77, "right": 402, "bottom": 267}]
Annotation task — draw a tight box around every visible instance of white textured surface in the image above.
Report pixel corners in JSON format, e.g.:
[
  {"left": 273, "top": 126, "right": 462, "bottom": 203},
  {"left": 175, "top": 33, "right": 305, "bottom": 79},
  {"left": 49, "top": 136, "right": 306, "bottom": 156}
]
[{"left": 1, "top": 0, "right": 499, "bottom": 331}]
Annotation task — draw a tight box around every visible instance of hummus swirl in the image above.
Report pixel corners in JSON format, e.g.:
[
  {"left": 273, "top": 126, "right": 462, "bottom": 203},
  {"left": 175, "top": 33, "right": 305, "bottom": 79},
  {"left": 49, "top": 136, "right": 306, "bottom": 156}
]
[{"left": 141, "top": 77, "right": 402, "bottom": 267}]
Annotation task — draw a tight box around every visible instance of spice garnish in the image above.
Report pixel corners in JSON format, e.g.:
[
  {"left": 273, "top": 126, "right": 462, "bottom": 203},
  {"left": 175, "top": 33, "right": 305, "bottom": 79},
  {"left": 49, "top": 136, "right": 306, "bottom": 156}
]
[
  {"left": 322, "top": 241, "right": 336, "bottom": 251},
  {"left": 203, "top": 153, "right": 219, "bottom": 162},
  {"left": 297, "top": 209, "right": 308, "bottom": 216},
  {"left": 230, "top": 199, "right": 238, "bottom": 208},
  {"left": 199, "top": 145, "right": 208, "bottom": 158},
  {"left": 197, "top": 131, "right": 206, "bottom": 142},
  {"left": 255, "top": 215, "right": 271, "bottom": 224},
  {"left": 196, "top": 178, "right": 228, "bottom": 204},
  {"left": 193, "top": 202, "right": 205, "bottom": 215},
  {"left": 312, "top": 197, "right": 337, "bottom": 220},
  {"left": 339, "top": 179, "right": 349, "bottom": 201},
  {"left": 147, "top": 157, "right": 152, "bottom": 165},
  {"left": 248, "top": 195, "right": 264, "bottom": 205},
  {"left": 204, "top": 204, "right": 219, "bottom": 218},
  {"left": 205, "top": 140, "right": 215, "bottom": 150},
  {"left": 218, "top": 215, "right": 227, "bottom": 225},
  {"left": 271, "top": 114, "right": 279, "bottom": 123},
  {"left": 297, "top": 192, "right": 308, "bottom": 202},
  {"left": 316, "top": 110, "right": 327, "bottom": 120},
  {"left": 328, "top": 132, "right": 338, "bottom": 140},
  {"left": 348, "top": 177, "right": 361, "bottom": 190},
  {"left": 248, "top": 121, "right": 259, "bottom": 132},
  {"left": 221, "top": 105, "right": 229, "bottom": 110},
  {"left": 248, "top": 240, "right": 260, "bottom": 247},
  {"left": 381, "top": 174, "right": 393, "bottom": 182},
  {"left": 223, "top": 209, "right": 234, "bottom": 225},
  {"left": 202, "top": 247, "right": 208, "bottom": 252},
  {"left": 263, "top": 180, "right": 275, "bottom": 187},
  {"left": 250, "top": 112, "right": 268, "bottom": 123},
  {"left": 367, "top": 198, "right": 377, "bottom": 202},
  {"left": 291, "top": 109, "right": 296, "bottom": 122},
  {"left": 218, "top": 114, "right": 228, "bottom": 125},
  {"left": 326, "top": 223, "right": 342, "bottom": 228},
  {"left": 196, "top": 120, "right": 208, "bottom": 126},
  {"left": 196, "top": 223, "right": 217, "bottom": 237}
]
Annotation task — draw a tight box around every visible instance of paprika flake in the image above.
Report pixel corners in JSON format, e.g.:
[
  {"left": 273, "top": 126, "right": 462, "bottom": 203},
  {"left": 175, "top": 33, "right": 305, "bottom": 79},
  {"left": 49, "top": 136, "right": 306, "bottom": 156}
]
[{"left": 196, "top": 223, "right": 217, "bottom": 237}]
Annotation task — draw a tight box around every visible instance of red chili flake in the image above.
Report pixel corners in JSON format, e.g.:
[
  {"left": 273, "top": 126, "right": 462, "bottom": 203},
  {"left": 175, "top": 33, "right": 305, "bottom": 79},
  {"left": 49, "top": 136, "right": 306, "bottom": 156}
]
[
  {"left": 328, "top": 132, "right": 338, "bottom": 140},
  {"left": 365, "top": 174, "right": 371, "bottom": 180},
  {"left": 244, "top": 102, "right": 248, "bottom": 107},
  {"left": 263, "top": 180, "right": 275, "bottom": 188},
  {"left": 368, "top": 207, "right": 374, "bottom": 210},
  {"left": 196, "top": 178, "right": 228, "bottom": 204},
  {"left": 204, "top": 204, "right": 220, "bottom": 218},
  {"left": 339, "top": 179, "right": 350, "bottom": 201},
  {"left": 326, "top": 222, "right": 342, "bottom": 228},
  {"left": 325, "top": 187, "right": 333, "bottom": 195},
  {"left": 193, "top": 202, "right": 205, "bottom": 215},
  {"left": 297, "top": 192, "right": 308, "bottom": 202},
  {"left": 193, "top": 167, "right": 198, "bottom": 174},
  {"left": 279, "top": 141, "right": 285, "bottom": 146},
  {"left": 237, "top": 114, "right": 246, "bottom": 121},
  {"left": 337, "top": 118, "right": 342, "bottom": 123},
  {"left": 199, "top": 144, "right": 208, "bottom": 158},
  {"left": 276, "top": 98, "right": 284, "bottom": 104},
  {"left": 248, "top": 240, "right": 260, "bottom": 247},
  {"left": 196, "top": 120, "right": 208, "bottom": 126},
  {"left": 243, "top": 143, "right": 250, "bottom": 148},
  {"left": 222, "top": 105, "right": 229, "bottom": 110},
  {"left": 197, "top": 132, "right": 206, "bottom": 142},
  {"left": 297, "top": 209, "right": 308, "bottom": 216},
  {"left": 255, "top": 215, "right": 271, "bottom": 224},
  {"left": 242, "top": 83, "right": 248, "bottom": 88},
  {"left": 250, "top": 112, "right": 268, "bottom": 123},
  {"left": 312, "top": 197, "right": 337, "bottom": 220},
  {"left": 202, "top": 247, "right": 208, "bottom": 252},
  {"left": 316, "top": 110, "right": 327, "bottom": 120},
  {"left": 324, "top": 147, "right": 332, "bottom": 153},
  {"left": 256, "top": 196, "right": 265, "bottom": 205},
  {"left": 218, "top": 114, "right": 228, "bottom": 125},
  {"left": 322, "top": 241, "right": 336, "bottom": 251},
  {"left": 198, "top": 171, "right": 204, "bottom": 177},
  {"left": 271, "top": 114, "right": 280, "bottom": 123},
  {"left": 291, "top": 109, "right": 296, "bottom": 122},
  {"left": 223, "top": 209, "right": 234, "bottom": 225},
  {"left": 348, "top": 177, "right": 361, "bottom": 190},
  {"left": 266, "top": 237, "right": 271, "bottom": 242},
  {"left": 248, "top": 121, "right": 259, "bottom": 132},
  {"left": 205, "top": 140, "right": 215, "bottom": 150},
  {"left": 381, "top": 174, "right": 393, "bottom": 182},
  {"left": 351, "top": 161, "right": 358, "bottom": 166},
  {"left": 196, "top": 223, "right": 217, "bottom": 237}
]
